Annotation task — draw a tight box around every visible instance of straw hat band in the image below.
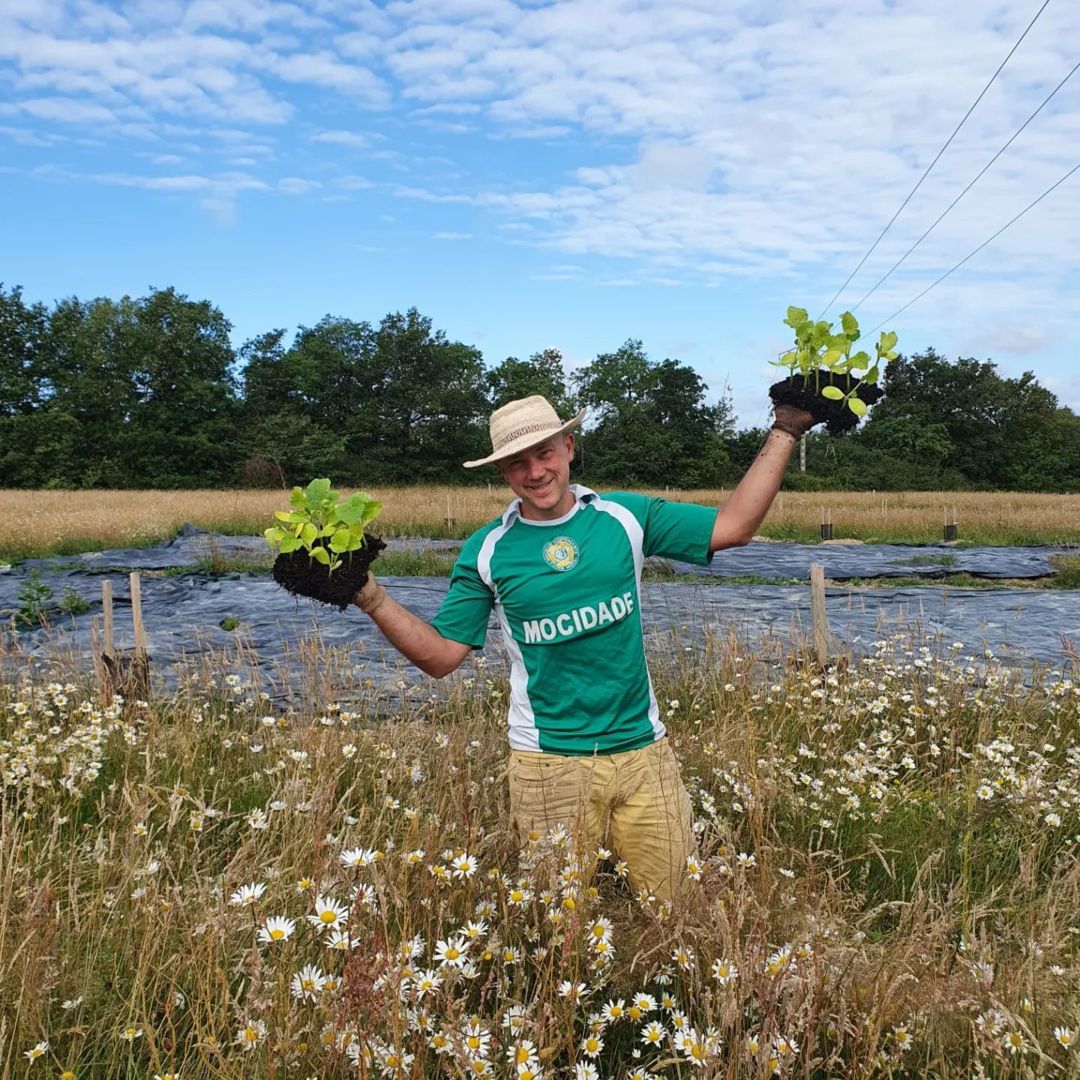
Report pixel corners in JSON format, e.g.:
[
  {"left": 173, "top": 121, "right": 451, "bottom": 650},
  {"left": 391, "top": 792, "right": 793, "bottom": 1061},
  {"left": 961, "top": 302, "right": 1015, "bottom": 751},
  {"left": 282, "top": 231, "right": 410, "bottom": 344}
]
[
  {"left": 493, "top": 421, "right": 560, "bottom": 450},
  {"left": 462, "top": 395, "right": 587, "bottom": 469}
]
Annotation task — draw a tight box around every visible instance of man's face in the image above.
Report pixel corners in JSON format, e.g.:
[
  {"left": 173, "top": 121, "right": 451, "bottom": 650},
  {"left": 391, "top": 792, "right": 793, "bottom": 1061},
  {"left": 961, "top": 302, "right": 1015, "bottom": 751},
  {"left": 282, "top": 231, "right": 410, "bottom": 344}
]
[{"left": 496, "top": 434, "right": 575, "bottom": 520}]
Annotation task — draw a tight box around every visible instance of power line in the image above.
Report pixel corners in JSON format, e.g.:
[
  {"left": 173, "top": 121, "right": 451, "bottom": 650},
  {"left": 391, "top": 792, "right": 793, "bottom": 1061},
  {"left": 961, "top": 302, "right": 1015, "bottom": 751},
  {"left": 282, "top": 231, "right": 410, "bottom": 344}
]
[
  {"left": 850, "top": 58, "right": 1080, "bottom": 313},
  {"left": 858, "top": 158, "right": 1080, "bottom": 342},
  {"left": 817, "top": 0, "right": 1054, "bottom": 320}
]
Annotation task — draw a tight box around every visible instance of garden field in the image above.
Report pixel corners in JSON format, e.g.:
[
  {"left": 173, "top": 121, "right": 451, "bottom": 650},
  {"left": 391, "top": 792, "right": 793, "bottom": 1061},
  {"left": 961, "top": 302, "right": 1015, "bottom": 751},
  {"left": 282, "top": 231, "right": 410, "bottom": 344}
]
[
  {"left": 2, "top": 489, "right": 1079, "bottom": 1078},
  {"left": 2, "top": 488, "right": 1080, "bottom": 561}
]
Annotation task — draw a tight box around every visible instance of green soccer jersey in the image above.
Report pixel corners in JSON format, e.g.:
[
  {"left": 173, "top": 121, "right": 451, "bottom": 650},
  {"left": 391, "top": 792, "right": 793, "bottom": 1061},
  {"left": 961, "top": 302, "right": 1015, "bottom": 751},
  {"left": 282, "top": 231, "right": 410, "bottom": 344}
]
[{"left": 431, "top": 485, "right": 717, "bottom": 755}]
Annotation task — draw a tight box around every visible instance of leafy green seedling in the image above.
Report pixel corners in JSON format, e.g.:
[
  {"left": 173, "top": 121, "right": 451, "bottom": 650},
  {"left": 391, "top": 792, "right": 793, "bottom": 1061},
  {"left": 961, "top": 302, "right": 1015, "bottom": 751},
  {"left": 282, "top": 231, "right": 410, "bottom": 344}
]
[
  {"left": 263, "top": 478, "right": 382, "bottom": 574},
  {"left": 773, "top": 307, "right": 898, "bottom": 418}
]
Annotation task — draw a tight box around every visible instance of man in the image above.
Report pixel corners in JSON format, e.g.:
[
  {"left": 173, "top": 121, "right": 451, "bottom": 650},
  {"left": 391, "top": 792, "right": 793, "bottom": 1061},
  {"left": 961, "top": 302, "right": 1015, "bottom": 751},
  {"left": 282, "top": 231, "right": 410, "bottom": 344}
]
[{"left": 354, "top": 395, "right": 817, "bottom": 900}]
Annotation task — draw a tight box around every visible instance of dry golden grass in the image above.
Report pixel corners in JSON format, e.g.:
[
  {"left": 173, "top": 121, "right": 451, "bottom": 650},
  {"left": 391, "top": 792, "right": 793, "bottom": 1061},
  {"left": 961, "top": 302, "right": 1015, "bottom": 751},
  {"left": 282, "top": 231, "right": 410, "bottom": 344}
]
[{"left": 2, "top": 486, "right": 1079, "bottom": 560}]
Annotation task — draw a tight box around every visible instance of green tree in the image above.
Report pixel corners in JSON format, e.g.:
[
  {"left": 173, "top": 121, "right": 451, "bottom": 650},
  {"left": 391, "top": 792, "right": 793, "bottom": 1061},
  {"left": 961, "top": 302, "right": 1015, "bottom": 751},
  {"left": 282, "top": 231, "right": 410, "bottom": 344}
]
[
  {"left": 369, "top": 309, "right": 489, "bottom": 483},
  {"left": 123, "top": 287, "right": 240, "bottom": 487},
  {"left": 858, "top": 350, "right": 1071, "bottom": 490},
  {"left": 3, "top": 288, "right": 239, "bottom": 488},
  {"left": 573, "top": 340, "right": 731, "bottom": 487},
  {"left": 238, "top": 309, "right": 489, "bottom": 485},
  {"left": 0, "top": 284, "right": 49, "bottom": 485},
  {"left": 30, "top": 294, "right": 140, "bottom": 486},
  {"left": 486, "top": 348, "right": 577, "bottom": 416}
]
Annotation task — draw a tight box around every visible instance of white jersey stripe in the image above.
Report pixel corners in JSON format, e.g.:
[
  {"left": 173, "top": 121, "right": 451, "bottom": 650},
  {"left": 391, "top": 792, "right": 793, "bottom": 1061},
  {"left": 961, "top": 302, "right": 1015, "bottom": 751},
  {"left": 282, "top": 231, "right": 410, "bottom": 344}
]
[
  {"left": 477, "top": 518, "right": 539, "bottom": 749},
  {"left": 589, "top": 495, "right": 664, "bottom": 741},
  {"left": 589, "top": 496, "right": 644, "bottom": 580}
]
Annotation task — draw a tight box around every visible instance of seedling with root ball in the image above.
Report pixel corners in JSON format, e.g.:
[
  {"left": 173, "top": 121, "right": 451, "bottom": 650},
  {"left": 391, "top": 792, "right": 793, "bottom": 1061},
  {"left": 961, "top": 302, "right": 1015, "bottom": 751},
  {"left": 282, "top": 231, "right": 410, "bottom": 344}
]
[
  {"left": 769, "top": 307, "right": 898, "bottom": 434},
  {"left": 264, "top": 478, "right": 385, "bottom": 609}
]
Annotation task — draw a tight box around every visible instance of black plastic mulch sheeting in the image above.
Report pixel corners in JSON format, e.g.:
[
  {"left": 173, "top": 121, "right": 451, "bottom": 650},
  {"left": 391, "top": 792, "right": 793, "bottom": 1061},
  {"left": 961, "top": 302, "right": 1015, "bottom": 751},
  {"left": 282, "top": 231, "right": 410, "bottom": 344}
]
[
  {"left": 3, "top": 524, "right": 1072, "bottom": 579},
  {"left": 2, "top": 573, "right": 1077, "bottom": 702},
  {"left": 680, "top": 540, "right": 1072, "bottom": 580}
]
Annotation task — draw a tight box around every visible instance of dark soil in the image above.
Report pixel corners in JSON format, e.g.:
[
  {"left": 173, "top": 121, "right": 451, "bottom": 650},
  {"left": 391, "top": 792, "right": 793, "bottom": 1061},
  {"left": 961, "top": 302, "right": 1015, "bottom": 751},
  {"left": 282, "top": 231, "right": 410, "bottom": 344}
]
[
  {"left": 272, "top": 536, "right": 386, "bottom": 611},
  {"left": 769, "top": 373, "right": 884, "bottom": 435}
]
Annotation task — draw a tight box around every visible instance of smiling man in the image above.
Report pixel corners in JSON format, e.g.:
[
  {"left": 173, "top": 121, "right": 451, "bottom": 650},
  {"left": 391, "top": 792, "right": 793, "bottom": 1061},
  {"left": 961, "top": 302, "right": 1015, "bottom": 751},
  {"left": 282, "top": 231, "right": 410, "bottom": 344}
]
[{"left": 354, "top": 395, "right": 817, "bottom": 900}]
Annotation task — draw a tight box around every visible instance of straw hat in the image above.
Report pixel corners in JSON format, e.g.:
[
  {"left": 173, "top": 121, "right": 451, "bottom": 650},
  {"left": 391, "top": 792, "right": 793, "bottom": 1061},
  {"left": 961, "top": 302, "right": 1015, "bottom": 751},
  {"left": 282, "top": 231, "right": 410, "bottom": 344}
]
[{"left": 463, "top": 396, "right": 587, "bottom": 469}]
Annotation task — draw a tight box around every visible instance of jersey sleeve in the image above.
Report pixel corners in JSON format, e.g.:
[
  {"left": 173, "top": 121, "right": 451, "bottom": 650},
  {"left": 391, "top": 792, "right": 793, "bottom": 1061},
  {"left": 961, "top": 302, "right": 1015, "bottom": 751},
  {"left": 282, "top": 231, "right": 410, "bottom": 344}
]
[
  {"left": 431, "top": 529, "right": 496, "bottom": 647},
  {"left": 644, "top": 496, "right": 716, "bottom": 565},
  {"left": 607, "top": 492, "right": 717, "bottom": 566}
]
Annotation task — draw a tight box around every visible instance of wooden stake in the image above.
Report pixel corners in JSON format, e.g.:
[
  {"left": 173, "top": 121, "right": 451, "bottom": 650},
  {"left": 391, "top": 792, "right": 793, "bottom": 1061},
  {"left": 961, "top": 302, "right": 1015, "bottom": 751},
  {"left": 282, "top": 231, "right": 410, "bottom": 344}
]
[
  {"left": 130, "top": 572, "right": 146, "bottom": 658},
  {"left": 102, "top": 580, "right": 115, "bottom": 658},
  {"left": 810, "top": 563, "right": 830, "bottom": 667}
]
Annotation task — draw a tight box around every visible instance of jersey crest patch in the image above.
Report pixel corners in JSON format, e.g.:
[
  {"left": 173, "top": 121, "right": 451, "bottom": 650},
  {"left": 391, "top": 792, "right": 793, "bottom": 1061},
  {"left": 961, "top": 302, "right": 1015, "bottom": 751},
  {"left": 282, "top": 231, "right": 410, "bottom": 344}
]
[{"left": 543, "top": 536, "right": 579, "bottom": 572}]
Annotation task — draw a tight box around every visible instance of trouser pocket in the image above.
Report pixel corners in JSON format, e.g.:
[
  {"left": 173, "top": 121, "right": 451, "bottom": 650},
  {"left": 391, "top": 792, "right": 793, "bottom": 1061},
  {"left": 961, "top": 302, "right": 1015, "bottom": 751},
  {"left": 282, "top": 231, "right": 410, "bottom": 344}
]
[{"left": 507, "top": 751, "right": 597, "bottom": 844}]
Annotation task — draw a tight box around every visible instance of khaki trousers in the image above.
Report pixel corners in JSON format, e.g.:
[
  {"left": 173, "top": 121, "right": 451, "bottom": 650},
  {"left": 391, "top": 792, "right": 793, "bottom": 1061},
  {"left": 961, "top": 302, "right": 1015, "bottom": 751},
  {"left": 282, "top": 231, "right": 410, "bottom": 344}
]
[{"left": 507, "top": 738, "right": 694, "bottom": 901}]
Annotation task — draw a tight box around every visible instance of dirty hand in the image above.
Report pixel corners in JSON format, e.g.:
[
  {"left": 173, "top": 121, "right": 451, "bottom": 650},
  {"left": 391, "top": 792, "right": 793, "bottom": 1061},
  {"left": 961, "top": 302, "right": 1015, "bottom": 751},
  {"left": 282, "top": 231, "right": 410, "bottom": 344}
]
[
  {"left": 353, "top": 573, "right": 388, "bottom": 615},
  {"left": 772, "top": 403, "right": 819, "bottom": 439}
]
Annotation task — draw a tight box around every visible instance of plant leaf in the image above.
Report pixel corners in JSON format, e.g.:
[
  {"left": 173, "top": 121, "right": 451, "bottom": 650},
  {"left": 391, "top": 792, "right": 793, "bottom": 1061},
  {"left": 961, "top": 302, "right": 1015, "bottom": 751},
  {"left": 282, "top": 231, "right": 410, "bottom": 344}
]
[
  {"left": 303, "top": 478, "right": 332, "bottom": 507},
  {"left": 841, "top": 312, "right": 859, "bottom": 338},
  {"left": 310, "top": 546, "right": 330, "bottom": 565},
  {"left": 360, "top": 499, "right": 382, "bottom": 527},
  {"left": 279, "top": 536, "right": 301, "bottom": 553},
  {"left": 329, "top": 529, "right": 352, "bottom": 553},
  {"left": 300, "top": 522, "right": 318, "bottom": 546},
  {"left": 784, "top": 306, "right": 808, "bottom": 329},
  {"left": 336, "top": 500, "right": 366, "bottom": 526},
  {"left": 821, "top": 385, "right": 845, "bottom": 400},
  {"left": 847, "top": 396, "right": 868, "bottom": 417}
]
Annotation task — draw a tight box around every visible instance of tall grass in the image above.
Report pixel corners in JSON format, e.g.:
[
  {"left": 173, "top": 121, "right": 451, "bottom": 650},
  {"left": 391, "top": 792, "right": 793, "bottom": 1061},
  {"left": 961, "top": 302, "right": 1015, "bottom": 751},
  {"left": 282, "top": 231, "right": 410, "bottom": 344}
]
[
  {"left": 2, "top": 488, "right": 1080, "bottom": 560},
  {"left": 2, "top": 632, "right": 1078, "bottom": 1077}
]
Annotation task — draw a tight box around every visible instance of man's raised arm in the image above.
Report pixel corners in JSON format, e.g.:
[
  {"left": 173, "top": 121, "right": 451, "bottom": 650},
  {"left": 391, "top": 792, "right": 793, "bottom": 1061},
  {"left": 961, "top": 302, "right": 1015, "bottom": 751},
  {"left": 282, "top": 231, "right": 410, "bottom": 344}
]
[{"left": 710, "top": 405, "right": 815, "bottom": 552}]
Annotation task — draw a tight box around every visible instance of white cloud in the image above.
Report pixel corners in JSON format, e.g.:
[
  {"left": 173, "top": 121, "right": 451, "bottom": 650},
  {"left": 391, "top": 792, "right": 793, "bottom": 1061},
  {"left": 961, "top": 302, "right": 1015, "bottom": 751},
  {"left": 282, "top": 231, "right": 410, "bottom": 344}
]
[
  {"left": 0, "top": 124, "right": 54, "bottom": 145},
  {"left": 311, "top": 129, "right": 371, "bottom": 147},
  {"left": 365, "top": 0, "right": 1080, "bottom": 335},
  {"left": 19, "top": 96, "right": 118, "bottom": 124},
  {"left": 278, "top": 175, "right": 320, "bottom": 194},
  {"left": 3, "top": 0, "right": 1079, "bottom": 376},
  {"left": 270, "top": 51, "right": 389, "bottom": 103},
  {"left": 390, "top": 183, "right": 474, "bottom": 203},
  {"left": 336, "top": 174, "right": 374, "bottom": 190}
]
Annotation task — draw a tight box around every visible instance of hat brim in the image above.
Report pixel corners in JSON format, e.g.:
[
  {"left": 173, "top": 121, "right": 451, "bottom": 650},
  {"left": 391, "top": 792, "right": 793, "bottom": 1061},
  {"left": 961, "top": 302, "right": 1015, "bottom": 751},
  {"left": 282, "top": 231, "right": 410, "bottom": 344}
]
[{"left": 462, "top": 408, "right": 587, "bottom": 469}]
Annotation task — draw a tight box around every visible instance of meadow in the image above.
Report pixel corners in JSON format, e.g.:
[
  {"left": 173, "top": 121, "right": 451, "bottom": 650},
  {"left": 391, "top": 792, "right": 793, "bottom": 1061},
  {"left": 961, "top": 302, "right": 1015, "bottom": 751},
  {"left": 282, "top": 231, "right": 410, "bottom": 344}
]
[
  {"left": 2, "top": 629, "right": 1078, "bottom": 1078},
  {"left": 2, "top": 488, "right": 1079, "bottom": 1077},
  {"left": 2, "top": 488, "right": 1080, "bottom": 561}
]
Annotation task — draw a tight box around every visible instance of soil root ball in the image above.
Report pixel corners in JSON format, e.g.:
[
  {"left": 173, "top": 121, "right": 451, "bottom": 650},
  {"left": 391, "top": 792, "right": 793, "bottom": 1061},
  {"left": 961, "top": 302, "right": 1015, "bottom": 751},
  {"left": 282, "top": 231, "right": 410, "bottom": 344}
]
[
  {"left": 769, "top": 373, "right": 884, "bottom": 435},
  {"left": 272, "top": 536, "right": 387, "bottom": 610}
]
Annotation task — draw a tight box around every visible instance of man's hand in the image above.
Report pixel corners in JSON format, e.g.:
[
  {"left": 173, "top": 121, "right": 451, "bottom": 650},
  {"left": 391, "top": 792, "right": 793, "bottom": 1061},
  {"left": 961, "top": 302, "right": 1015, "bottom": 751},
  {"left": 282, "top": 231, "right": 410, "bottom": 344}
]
[
  {"left": 771, "top": 403, "right": 818, "bottom": 439},
  {"left": 354, "top": 573, "right": 388, "bottom": 615}
]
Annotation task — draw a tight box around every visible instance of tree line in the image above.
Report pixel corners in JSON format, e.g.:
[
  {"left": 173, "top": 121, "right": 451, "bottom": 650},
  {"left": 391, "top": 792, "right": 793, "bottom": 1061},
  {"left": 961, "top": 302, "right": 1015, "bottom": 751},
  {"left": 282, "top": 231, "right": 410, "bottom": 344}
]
[{"left": 1, "top": 284, "right": 1077, "bottom": 492}]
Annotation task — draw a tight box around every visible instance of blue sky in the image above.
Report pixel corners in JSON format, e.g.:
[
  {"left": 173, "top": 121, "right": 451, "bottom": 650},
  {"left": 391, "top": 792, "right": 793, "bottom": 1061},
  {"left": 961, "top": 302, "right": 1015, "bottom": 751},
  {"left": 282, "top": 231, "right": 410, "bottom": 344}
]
[{"left": 2, "top": 0, "right": 1079, "bottom": 429}]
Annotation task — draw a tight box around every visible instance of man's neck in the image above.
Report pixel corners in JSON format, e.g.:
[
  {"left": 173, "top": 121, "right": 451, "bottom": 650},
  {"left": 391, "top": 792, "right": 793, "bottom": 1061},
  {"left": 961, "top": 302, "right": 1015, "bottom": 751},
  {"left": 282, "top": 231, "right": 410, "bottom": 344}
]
[{"left": 518, "top": 488, "right": 577, "bottom": 521}]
